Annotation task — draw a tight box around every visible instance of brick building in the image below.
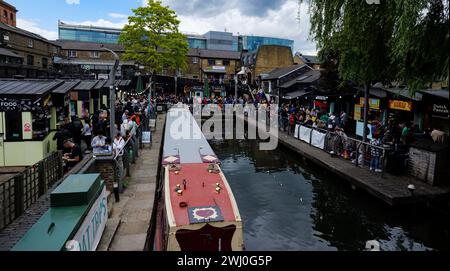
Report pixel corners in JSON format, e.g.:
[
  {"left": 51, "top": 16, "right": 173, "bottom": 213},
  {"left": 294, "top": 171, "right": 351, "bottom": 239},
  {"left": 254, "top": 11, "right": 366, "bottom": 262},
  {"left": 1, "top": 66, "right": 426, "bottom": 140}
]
[
  {"left": 0, "top": 1, "right": 60, "bottom": 78},
  {"left": 294, "top": 52, "right": 322, "bottom": 70},
  {"left": 242, "top": 45, "right": 294, "bottom": 85},
  {"left": 0, "top": 0, "right": 16, "bottom": 27},
  {"left": 0, "top": 22, "right": 61, "bottom": 78},
  {"left": 53, "top": 40, "right": 135, "bottom": 79}
]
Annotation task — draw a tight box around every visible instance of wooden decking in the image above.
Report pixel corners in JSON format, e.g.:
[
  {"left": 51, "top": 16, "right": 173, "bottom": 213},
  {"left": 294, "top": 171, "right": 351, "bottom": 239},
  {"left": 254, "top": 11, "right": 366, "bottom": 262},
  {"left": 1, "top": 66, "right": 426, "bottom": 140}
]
[{"left": 241, "top": 115, "right": 448, "bottom": 206}]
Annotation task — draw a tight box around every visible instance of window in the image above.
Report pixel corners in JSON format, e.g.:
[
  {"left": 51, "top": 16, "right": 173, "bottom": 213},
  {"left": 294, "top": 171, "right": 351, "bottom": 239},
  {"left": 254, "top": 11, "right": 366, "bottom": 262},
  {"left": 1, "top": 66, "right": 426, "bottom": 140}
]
[
  {"left": 68, "top": 50, "right": 77, "bottom": 58},
  {"left": 42, "top": 58, "right": 48, "bottom": 68},
  {"left": 5, "top": 112, "right": 22, "bottom": 141},
  {"left": 90, "top": 51, "right": 100, "bottom": 58},
  {"left": 223, "top": 60, "right": 230, "bottom": 66},
  {"left": 3, "top": 10, "right": 7, "bottom": 19},
  {"left": 208, "top": 59, "right": 215, "bottom": 66},
  {"left": 27, "top": 39, "right": 33, "bottom": 48},
  {"left": 192, "top": 57, "right": 199, "bottom": 64},
  {"left": 10, "top": 13, "right": 13, "bottom": 21},
  {"left": 26, "top": 55, "right": 34, "bottom": 65},
  {"left": 3, "top": 34, "right": 9, "bottom": 41}
]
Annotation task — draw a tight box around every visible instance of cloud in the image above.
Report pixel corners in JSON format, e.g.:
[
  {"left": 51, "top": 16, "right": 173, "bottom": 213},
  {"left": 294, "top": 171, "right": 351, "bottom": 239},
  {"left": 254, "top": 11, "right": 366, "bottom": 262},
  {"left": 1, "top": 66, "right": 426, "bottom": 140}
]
[
  {"left": 175, "top": 0, "right": 317, "bottom": 54},
  {"left": 65, "top": 0, "right": 80, "bottom": 5},
  {"left": 108, "top": 13, "right": 128, "bottom": 19},
  {"left": 64, "top": 19, "right": 127, "bottom": 29},
  {"left": 17, "top": 19, "right": 58, "bottom": 40},
  {"left": 140, "top": 0, "right": 316, "bottom": 54}
]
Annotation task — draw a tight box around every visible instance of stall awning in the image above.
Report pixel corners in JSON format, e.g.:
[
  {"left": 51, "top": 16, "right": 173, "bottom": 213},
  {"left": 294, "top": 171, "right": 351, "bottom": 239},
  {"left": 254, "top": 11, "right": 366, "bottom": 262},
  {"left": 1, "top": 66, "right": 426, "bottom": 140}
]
[
  {"left": 0, "top": 48, "right": 23, "bottom": 58},
  {"left": 282, "top": 90, "right": 309, "bottom": 100},
  {"left": 52, "top": 80, "right": 81, "bottom": 94}
]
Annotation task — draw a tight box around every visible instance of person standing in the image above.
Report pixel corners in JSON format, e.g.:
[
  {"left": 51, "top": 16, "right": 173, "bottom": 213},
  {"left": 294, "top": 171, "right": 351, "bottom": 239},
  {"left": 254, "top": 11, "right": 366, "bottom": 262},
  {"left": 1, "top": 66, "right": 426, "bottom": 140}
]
[
  {"left": 82, "top": 118, "right": 93, "bottom": 151},
  {"left": 370, "top": 135, "right": 382, "bottom": 172}
]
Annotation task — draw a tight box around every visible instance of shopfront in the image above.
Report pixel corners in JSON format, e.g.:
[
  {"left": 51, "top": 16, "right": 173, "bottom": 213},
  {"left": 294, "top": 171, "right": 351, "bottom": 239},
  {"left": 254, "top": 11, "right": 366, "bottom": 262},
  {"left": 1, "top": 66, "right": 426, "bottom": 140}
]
[
  {"left": 419, "top": 89, "right": 449, "bottom": 134},
  {"left": 384, "top": 88, "right": 423, "bottom": 130},
  {"left": 354, "top": 96, "right": 383, "bottom": 139},
  {"left": 0, "top": 80, "right": 63, "bottom": 166}
]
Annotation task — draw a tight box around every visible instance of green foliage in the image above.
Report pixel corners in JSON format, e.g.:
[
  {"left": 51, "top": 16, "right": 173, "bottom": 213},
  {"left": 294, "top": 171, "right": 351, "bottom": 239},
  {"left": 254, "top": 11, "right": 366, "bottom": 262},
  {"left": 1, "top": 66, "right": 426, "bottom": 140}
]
[
  {"left": 118, "top": 0, "right": 189, "bottom": 74},
  {"left": 300, "top": 0, "right": 449, "bottom": 90}
]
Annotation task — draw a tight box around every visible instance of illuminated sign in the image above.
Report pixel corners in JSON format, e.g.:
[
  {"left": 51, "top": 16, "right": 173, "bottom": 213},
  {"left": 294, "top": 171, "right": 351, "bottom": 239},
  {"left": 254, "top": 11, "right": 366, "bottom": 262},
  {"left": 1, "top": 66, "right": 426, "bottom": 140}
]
[{"left": 389, "top": 100, "right": 412, "bottom": 111}]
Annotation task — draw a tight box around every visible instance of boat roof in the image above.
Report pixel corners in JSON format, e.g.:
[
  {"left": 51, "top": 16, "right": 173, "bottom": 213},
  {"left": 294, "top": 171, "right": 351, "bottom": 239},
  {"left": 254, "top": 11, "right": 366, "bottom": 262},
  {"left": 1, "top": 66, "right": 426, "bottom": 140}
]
[
  {"left": 163, "top": 105, "right": 217, "bottom": 164},
  {"left": 165, "top": 163, "right": 241, "bottom": 227}
]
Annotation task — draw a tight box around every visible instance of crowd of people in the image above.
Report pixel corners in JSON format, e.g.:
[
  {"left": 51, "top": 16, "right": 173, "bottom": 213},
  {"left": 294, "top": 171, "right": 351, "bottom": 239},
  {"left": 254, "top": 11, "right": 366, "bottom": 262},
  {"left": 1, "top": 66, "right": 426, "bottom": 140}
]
[{"left": 54, "top": 95, "right": 149, "bottom": 172}]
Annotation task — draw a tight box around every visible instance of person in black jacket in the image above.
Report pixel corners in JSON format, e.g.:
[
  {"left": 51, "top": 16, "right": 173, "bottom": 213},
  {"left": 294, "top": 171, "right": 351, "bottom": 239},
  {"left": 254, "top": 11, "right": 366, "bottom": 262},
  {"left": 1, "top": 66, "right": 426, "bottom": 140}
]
[{"left": 70, "top": 116, "right": 83, "bottom": 145}]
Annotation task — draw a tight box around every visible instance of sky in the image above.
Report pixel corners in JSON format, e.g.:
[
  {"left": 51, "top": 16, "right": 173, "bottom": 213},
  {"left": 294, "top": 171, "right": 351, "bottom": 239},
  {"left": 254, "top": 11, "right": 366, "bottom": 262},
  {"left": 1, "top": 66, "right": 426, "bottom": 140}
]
[{"left": 11, "top": 0, "right": 317, "bottom": 55}]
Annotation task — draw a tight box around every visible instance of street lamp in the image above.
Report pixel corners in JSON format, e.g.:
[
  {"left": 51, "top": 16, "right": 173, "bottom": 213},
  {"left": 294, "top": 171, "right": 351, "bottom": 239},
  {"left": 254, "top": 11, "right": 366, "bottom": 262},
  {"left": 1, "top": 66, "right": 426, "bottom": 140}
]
[{"left": 101, "top": 45, "right": 120, "bottom": 142}]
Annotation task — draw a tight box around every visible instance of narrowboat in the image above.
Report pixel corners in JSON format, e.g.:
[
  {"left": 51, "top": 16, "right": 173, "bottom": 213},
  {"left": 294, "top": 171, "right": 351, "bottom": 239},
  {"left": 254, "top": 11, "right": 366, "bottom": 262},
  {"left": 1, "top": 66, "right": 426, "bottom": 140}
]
[{"left": 154, "top": 104, "right": 243, "bottom": 251}]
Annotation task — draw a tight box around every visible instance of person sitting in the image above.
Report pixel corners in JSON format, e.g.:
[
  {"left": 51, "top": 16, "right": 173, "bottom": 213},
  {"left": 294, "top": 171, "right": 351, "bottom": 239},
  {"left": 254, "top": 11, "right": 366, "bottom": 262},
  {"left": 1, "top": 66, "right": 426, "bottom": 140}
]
[
  {"left": 91, "top": 131, "right": 108, "bottom": 154},
  {"left": 62, "top": 139, "right": 82, "bottom": 172}
]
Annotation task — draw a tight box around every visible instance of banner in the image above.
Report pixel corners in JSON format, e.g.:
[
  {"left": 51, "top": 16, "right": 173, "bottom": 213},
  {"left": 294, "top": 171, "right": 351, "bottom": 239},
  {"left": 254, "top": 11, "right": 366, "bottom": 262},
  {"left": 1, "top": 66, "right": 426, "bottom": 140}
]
[
  {"left": 389, "top": 100, "right": 412, "bottom": 111},
  {"left": 68, "top": 186, "right": 108, "bottom": 251},
  {"left": 294, "top": 125, "right": 300, "bottom": 139},
  {"left": 299, "top": 126, "right": 312, "bottom": 144},
  {"left": 311, "top": 130, "right": 326, "bottom": 150}
]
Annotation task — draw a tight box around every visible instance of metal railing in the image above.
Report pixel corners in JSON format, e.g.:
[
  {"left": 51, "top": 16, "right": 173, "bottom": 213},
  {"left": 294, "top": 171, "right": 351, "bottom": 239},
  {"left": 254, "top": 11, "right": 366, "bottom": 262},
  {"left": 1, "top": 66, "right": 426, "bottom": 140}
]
[
  {"left": 0, "top": 151, "right": 64, "bottom": 231},
  {"left": 285, "top": 123, "right": 388, "bottom": 176}
]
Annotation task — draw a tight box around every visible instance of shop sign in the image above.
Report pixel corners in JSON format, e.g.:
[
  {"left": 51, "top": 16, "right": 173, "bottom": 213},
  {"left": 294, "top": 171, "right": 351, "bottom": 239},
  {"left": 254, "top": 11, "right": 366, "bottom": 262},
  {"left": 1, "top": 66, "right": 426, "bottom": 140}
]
[
  {"left": 354, "top": 104, "right": 362, "bottom": 121},
  {"left": 389, "top": 100, "right": 412, "bottom": 111},
  {"left": 315, "top": 96, "right": 327, "bottom": 101},
  {"left": 0, "top": 98, "right": 40, "bottom": 112},
  {"left": 359, "top": 97, "right": 380, "bottom": 110},
  {"left": 433, "top": 104, "right": 448, "bottom": 115},
  {"left": 23, "top": 123, "right": 32, "bottom": 132},
  {"left": 66, "top": 186, "right": 108, "bottom": 251},
  {"left": 212, "top": 66, "right": 226, "bottom": 71}
]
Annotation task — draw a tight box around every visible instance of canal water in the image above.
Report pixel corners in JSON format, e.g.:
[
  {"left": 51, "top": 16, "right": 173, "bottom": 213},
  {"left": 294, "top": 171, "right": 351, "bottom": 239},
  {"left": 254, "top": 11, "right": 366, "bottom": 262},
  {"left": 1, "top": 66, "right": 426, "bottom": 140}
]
[{"left": 209, "top": 138, "right": 449, "bottom": 251}]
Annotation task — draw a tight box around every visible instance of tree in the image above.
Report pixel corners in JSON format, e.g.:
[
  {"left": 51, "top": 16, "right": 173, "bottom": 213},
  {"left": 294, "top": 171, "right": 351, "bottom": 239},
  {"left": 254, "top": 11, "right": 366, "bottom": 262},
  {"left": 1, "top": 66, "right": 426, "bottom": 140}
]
[
  {"left": 119, "top": 0, "right": 188, "bottom": 107},
  {"left": 299, "top": 0, "right": 449, "bottom": 141}
]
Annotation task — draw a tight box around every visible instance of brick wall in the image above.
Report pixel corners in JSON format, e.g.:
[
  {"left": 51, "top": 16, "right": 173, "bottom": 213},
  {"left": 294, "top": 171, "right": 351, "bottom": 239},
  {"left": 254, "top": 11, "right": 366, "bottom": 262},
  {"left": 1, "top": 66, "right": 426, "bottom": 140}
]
[
  {"left": 254, "top": 45, "right": 294, "bottom": 77},
  {"left": 0, "top": 1, "right": 16, "bottom": 27},
  {"left": 407, "top": 147, "right": 449, "bottom": 186},
  {"left": 60, "top": 49, "right": 124, "bottom": 61},
  {"left": 86, "top": 159, "right": 116, "bottom": 192},
  {"left": 3, "top": 31, "right": 59, "bottom": 69}
]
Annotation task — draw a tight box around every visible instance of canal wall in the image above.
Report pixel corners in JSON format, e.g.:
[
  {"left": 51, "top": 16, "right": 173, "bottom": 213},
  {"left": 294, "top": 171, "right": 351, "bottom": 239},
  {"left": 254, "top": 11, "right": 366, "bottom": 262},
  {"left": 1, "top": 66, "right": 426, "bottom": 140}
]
[{"left": 237, "top": 114, "right": 448, "bottom": 206}]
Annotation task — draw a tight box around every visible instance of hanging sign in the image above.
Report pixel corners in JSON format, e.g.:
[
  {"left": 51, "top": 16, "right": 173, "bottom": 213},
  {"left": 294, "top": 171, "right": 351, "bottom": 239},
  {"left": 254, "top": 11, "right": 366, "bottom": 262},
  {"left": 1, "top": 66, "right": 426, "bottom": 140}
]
[
  {"left": 389, "top": 100, "right": 412, "bottom": 111},
  {"left": 354, "top": 104, "right": 362, "bottom": 121},
  {"left": 359, "top": 97, "right": 380, "bottom": 110}
]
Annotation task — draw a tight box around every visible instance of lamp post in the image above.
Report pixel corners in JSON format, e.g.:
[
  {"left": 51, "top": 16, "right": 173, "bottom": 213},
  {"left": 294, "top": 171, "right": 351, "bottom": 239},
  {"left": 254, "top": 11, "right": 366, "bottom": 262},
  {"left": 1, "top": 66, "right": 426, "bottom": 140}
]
[{"left": 101, "top": 45, "right": 120, "bottom": 142}]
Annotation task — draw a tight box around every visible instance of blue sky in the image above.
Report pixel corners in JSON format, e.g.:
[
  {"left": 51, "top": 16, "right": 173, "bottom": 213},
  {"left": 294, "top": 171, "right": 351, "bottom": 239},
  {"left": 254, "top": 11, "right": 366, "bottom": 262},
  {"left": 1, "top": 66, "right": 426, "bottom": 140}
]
[{"left": 12, "top": 0, "right": 317, "bottom": 55}]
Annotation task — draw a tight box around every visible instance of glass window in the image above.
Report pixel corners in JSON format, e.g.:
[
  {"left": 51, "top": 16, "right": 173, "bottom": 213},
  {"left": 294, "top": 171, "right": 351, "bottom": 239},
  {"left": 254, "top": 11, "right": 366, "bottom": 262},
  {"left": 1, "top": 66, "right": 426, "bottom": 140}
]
[
  {"left": 27, "top": 55, "right": 34, "bottom": 65},
  {"left": 5, "top": 112, "right": 22, "bottom": 141},
  {"left": 28, "top": 39, "right": 34, "bottom": 48},
  {"left": 68, "top": 50, "right": 77, "bottom": 58},
  {"left": 10, "top": 13, "right": 13, "bottom": 21},
  {"left": 208, "top": 59, "right": 215, "bottom": 66},
  {"left": 42, "top": 57, "right": 48, "bottom": 68},
  {"left": 192, "top": 57, "right": 199, "bottom": 64},
  {"left": 3, "top": 10, "right": 7, "bottom": 19},
  {"left": 90, "top": 51, "right": 100, "bottom": 58},
  {"left": 223, "top": 60, "right": 230, "bottom": 66}
]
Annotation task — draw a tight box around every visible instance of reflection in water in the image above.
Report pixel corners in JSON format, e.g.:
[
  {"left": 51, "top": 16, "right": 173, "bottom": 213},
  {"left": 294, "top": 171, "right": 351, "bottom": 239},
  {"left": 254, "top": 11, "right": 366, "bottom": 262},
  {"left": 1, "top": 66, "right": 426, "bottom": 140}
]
[{"left": 210, "top": 139, "right": 449, "bottom": 251}]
